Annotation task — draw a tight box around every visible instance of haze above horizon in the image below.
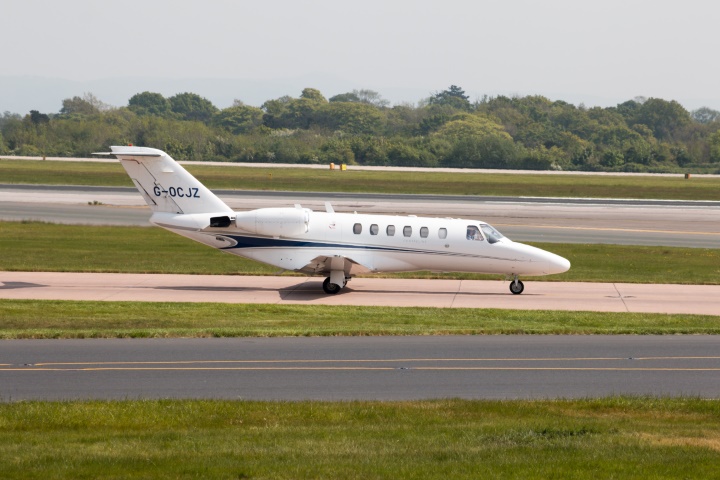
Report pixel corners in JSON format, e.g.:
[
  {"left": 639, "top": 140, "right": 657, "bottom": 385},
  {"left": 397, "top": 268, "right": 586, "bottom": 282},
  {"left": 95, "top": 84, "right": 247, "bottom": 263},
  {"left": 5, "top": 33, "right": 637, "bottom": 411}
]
[{"left": 3, "top": 0, "right": 718, "bottom": 114}]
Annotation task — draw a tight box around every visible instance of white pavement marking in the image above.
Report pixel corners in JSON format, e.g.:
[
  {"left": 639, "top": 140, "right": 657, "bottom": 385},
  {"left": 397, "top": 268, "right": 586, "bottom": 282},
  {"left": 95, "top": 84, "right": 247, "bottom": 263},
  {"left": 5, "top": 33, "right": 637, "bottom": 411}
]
[{"left": 1, "top": 272, "right": 718, "bottom": 315}]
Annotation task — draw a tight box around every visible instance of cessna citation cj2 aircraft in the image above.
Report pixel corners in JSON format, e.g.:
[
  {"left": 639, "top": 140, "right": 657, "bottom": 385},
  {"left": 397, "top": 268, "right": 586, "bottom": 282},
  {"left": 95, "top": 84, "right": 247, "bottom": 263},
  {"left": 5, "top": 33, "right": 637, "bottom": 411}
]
[{"left": 103, "top": 146, "right": 570, "bottom": 295}]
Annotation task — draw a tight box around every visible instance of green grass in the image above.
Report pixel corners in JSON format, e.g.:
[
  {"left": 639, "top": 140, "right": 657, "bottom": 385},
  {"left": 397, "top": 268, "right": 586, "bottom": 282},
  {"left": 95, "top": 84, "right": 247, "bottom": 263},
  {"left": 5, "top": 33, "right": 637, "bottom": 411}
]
[
  {"left": 1, "top": 222, "right": 718, "bottom": 284},
  {"left": 1, "top": 300, "right": 719, "bottom": 338},
  {"left": 2, "top": 158, "right": 720, "bottom": 200},
  {"left": 0, "top": 398, "right": 718, "bottom": 479}
]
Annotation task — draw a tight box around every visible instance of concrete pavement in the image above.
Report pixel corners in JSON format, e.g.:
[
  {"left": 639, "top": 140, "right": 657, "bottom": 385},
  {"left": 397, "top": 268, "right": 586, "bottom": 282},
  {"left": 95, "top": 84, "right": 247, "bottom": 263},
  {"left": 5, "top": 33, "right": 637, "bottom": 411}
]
[{"left": 1, "top": 271, "right": 718, "bottom": 315}]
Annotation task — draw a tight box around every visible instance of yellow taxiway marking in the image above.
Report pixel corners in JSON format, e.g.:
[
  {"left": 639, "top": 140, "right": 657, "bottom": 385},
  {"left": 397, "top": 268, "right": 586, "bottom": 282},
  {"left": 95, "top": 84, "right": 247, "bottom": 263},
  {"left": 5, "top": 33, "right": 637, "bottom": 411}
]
[
  {"left": 2, "top": 356, "right": 718, "bottom": 372},
  {"left": 23, "top": 356, "right": 720, "bottom": 367},
  {"left": 2, "top": 367, "right": 720, "bottom": 372}
]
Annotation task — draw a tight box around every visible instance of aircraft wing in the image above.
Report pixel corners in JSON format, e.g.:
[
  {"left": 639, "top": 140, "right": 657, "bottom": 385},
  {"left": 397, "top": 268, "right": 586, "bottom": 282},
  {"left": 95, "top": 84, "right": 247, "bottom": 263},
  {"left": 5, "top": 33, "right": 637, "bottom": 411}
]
[{"left": 296, "top": 255, "right": 374, "bottom": 277}]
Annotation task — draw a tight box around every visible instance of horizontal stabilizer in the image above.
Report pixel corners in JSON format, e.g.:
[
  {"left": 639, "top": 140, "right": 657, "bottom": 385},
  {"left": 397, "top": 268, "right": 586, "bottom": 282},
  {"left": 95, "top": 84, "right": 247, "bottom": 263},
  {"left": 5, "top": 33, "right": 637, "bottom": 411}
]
[{"left": 93, "top": 151, "right": 161, "bottom": 157}]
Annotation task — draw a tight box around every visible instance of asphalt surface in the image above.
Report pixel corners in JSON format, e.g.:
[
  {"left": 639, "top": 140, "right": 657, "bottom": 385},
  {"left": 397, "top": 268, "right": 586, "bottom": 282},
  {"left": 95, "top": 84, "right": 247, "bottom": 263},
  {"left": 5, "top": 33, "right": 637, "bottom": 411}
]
[
  {"left": 2, "top": 336, "right": 720, "bottom": 401},
  {"left": 2, "top": 185, "right": 719, "bottom": 247}
]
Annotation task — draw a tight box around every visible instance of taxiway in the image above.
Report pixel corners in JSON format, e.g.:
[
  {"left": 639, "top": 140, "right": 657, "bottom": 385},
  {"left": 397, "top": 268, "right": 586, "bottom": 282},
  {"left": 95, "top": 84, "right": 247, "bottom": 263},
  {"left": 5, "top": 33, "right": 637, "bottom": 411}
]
[
  {"left": 1, "top": 271, "right": 718, "bottom": 315},
  {"left": 2, "top": 336, "right": 720, "bottom": 400}
]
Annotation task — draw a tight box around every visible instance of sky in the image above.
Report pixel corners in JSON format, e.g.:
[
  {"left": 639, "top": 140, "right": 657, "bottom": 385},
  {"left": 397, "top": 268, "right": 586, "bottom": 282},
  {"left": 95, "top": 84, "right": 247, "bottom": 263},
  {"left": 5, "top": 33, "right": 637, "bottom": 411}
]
[{"left": 2, "top": 0, "right": 718, "bottom": 113}]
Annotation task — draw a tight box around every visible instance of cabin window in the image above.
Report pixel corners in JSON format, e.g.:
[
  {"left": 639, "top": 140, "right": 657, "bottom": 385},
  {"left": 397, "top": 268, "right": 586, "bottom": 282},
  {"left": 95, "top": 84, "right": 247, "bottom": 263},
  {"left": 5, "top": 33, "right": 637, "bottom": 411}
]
[
  {"left": 466, "top": 225, "right": 484, "bottom": 241},
  {"left": 420, "top": 227, "right": 429, "bottom": 238},
  {"left": 403, "top": 226, "right": 412, "bottom": 237},
  {"left": 386, "top": 225, "right": 395, "bottom": 236},
  {"left": 438, "top": 228, "right": 447, "bottom": 239},
  {"left": 370, "top": 224, "right": 379, "bottom": 235},
  {"left": 353, "top": 223, "right": 362, "bottom": 234}
]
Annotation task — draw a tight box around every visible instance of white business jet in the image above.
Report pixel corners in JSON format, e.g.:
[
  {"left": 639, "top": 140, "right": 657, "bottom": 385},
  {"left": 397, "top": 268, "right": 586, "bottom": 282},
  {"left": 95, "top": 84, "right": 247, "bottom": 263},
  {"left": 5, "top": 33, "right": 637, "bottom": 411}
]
[{"left": 104, "top": 146, "right": 570, "bottom": 294}]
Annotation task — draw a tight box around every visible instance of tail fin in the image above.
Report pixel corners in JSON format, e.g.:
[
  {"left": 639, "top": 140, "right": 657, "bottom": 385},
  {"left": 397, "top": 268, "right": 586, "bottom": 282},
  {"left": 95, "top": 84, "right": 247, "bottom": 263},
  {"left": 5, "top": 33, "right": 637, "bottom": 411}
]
[{"left": 111, "top": 146, "right": 233, "bottom": 214}]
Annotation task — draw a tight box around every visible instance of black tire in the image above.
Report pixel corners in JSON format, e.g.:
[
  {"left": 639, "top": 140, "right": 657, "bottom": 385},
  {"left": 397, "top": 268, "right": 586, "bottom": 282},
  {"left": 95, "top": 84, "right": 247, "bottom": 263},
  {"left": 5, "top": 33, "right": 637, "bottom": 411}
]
[
  {"left": 509, "top": 280, "right": 524, "bottom": 295},
  {"left": 322, "top": 277, "right": 342, "bottom": 294}
]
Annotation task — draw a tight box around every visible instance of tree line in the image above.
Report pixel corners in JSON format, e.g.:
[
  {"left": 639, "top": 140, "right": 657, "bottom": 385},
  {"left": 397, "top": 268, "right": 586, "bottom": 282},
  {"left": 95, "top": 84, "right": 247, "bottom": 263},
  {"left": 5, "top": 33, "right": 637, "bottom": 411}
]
[{"left": 1, "top": 87, "right": 720, "bottom": 173}]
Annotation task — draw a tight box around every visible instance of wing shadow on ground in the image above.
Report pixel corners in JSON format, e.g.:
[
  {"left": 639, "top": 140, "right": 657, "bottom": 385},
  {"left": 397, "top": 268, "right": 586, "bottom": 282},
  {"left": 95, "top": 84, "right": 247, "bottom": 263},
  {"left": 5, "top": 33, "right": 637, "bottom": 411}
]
[
  {"left": 0, "top": 282, "right": 46, "bottom": 290},
  {"left": 150, "top": 280, "right": 528, "bottom": 300}
]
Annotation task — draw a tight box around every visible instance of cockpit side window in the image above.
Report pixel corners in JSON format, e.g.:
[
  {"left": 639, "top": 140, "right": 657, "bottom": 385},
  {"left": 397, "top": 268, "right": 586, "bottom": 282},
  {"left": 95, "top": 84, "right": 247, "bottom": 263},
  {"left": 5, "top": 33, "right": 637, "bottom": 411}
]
[
  {"left": 466, "top": 225, "right": 484, "bottom": 241},
  {"left": 480, "top": 224, "right": 504, "bottom": 244}
]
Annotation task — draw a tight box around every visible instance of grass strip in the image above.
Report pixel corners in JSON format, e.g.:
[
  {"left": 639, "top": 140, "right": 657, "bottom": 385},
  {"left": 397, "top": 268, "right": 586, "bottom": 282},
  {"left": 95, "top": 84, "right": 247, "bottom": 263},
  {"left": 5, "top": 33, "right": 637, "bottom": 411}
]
[
  {"left": 1, "top": 300, "right": 719, "bottom": 338},
  {"left": 2, "top": 159, "right": 719, "bottom": 200},
  {"left": 2, "top": 222, "right": 719, "bottom": 284},
  {"left": 0, "top": 398, "right": 719, "bottom": 479}
]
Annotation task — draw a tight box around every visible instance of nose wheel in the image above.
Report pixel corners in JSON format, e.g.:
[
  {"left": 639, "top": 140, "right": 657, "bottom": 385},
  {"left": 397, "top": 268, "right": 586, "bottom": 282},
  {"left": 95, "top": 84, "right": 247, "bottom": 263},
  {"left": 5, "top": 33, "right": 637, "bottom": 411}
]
[{"left": 509, "top": 279, "right": 524, "bottom": 295}]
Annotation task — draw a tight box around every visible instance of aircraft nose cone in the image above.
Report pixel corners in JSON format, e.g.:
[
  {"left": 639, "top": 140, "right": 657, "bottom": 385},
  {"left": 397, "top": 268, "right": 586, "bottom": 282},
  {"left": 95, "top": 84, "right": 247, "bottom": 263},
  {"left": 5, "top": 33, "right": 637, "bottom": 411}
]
[{"left": 546, "top": 254, "right": 571, "bottom": 274}]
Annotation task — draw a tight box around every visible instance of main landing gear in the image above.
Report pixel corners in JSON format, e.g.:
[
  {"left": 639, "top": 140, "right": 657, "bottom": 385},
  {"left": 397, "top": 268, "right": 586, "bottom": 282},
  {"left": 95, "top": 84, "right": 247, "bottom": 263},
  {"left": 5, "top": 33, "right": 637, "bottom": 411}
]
[
  {"left": 322, "top": 276, "right": 348, "bottom": 295},
  {"left": 509, "top": 277, "right": 525, "bottom": 295}
]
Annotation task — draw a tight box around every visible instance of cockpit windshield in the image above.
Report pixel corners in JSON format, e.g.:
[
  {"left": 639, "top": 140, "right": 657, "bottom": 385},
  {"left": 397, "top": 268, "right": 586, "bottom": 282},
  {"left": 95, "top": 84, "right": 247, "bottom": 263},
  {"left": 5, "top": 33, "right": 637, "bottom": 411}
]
[{"left": 480, "top": 224, "right": 505, "bottom": 244}]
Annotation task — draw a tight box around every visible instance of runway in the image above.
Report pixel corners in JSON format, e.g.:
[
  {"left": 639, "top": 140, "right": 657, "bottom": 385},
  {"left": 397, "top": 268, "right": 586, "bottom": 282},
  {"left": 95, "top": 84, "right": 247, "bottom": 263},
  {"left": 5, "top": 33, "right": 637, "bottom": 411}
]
[
  {"left": 1, "top": 271, "right": 718, "bottom": 315},
  {"left": 2, "top": 336, "right": 720, "bottom": 400},
  {"left": 2, "top": 185, "right": 719, "bottom": 247}
]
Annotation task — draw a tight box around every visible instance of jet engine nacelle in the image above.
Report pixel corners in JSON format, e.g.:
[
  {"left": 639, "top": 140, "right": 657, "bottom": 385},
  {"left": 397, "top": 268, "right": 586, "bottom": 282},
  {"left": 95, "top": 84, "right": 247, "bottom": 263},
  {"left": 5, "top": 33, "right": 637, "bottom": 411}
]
[{"left": 235, "top": 208, "right": 310, "bottom": 237}]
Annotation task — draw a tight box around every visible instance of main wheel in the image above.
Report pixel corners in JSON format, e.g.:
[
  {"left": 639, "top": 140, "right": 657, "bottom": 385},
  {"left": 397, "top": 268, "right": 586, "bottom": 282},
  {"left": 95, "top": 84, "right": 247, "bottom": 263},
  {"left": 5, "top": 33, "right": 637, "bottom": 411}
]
[
  {"left": 509, "top": 280, "right": 524, "bottom": 295},
  {"left": 322, "top": 277, "right": 342, "bottom": 294}
]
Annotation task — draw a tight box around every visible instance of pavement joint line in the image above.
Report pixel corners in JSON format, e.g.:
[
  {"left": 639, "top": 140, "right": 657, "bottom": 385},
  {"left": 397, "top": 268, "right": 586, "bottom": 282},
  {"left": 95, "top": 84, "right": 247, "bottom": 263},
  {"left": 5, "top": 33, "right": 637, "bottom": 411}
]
[
  {"left": 613, "top": 283, "right": 630, "bottom": 313},
  {"left": 450, "top": 280, "right": 462, "bottom": 308}
]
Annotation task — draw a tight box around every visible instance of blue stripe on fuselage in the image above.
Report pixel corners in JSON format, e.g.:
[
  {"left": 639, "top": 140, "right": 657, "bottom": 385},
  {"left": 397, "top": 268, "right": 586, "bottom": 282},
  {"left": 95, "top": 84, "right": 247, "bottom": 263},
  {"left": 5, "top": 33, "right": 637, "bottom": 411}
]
[{"left": 217, "top": 234, "right": 510, "bottom": 262}]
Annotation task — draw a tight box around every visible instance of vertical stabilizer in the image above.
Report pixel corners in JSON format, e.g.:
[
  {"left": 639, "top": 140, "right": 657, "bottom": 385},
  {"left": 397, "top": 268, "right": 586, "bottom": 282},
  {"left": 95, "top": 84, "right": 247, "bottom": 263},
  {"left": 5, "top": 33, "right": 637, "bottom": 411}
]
[{"left": 111, "top": 146, "right": 233, "bottom": 214}]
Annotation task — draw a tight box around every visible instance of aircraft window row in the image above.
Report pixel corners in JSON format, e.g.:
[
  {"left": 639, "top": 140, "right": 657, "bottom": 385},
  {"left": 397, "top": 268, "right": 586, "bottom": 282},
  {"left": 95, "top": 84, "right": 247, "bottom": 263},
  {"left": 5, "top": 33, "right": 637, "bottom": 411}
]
[{"left": 353, "top": 223, "right": 447, "bottom": 239}]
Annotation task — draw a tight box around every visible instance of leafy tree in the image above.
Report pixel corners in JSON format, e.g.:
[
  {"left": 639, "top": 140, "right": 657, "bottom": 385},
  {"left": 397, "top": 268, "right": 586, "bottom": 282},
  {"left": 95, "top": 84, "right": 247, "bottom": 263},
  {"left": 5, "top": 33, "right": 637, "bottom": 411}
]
[
  {"left": 386, "top": 141, "right": 436, "bottom": 167},
  {"left": 429, "top": 85, "right": 471, "bottom": 110},
  {"left": 61, "top": 95, "right": 99, "bottom": 115},
  {"left": 0, "top": 131, "right": 8, "bottom": 154},
  {"left": 633, "top": 98, "right": 691, "bottom": 141},
  {"left": 168, "top": 92, "right": 218, "bottom": 123},
  {"left": 385, "top": 104, "right": 424, "bottom": 136},
  {"left": 329, "top": 92, "right": 361, "bottom": 103},
  {"left": 262, "top": 95, "right": 294, "bottom": 129},
  {"left": 692, "top": 107, "right": 720, "bottom": 124},
  {"left": 128, "top": 92, "right": 172, "bottom": 117},
  {"left": 417, "top": 112, "right": 452, "bottom": 135},
  {"left": 316, "top": 102, "right": 385, "bottom": 134},
  {"left": 300, "top": 88, "right": 327, "bottom": 103},
  {"left": 5, "top": 86, "right": 720, "bottom": 171},
  {"left": 442, "top": 135, "right": 519, "bottom": 169},
  {"left": 434, "top": 113, "right": 510, "bottom": 141},
  {"left": 330, "top": 89, "right": 389, "bottom": 107},
  {"left": 29, "top": 110, "right": 50, "bottom": 125},
  {"left": 319, "top": 137, "right": 355, "bottom": 164},
  {"left": 601, "top": 149, "right": 625, "bottom": 168},
  {"left": 213, "top": 105, "right": 264, "bottom": 134},
  {"left": 710, "top": 130, "right": 720, "bottom": 162},
  {"left": 615, "top": 99, "right": 642, "bottom": 120}
]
